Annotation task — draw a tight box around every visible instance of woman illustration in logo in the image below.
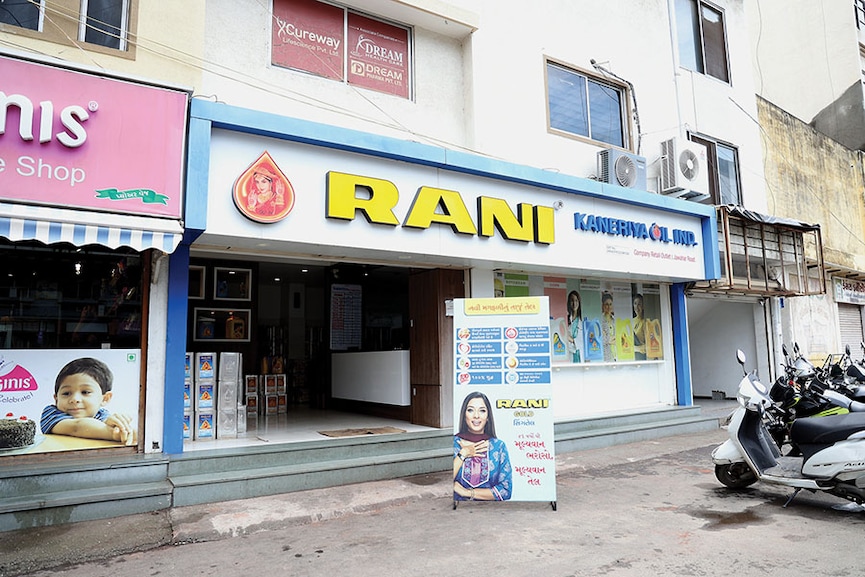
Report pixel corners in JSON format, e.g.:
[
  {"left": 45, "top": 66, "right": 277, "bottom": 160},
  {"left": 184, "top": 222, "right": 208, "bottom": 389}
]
[{"left": 247, "top": 166, "right": 285, "bottom": 217}]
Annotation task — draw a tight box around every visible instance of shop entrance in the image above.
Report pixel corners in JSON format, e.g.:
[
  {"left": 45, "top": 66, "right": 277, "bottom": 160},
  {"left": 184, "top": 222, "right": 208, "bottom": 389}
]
[{"left": 185, "top": 257, "right": 462, "bottom": 449}]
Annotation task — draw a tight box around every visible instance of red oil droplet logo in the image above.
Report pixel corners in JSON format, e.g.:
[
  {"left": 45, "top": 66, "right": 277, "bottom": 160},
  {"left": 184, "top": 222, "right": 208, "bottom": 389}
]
[{"left": 232, "top": 151, "right": 295, "bottom": 224}]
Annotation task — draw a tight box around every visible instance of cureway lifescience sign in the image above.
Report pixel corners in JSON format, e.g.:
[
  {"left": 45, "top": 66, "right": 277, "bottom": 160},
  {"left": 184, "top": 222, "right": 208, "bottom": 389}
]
[{"left": 0, "top": 55, "right": 188, "bottom": 218}]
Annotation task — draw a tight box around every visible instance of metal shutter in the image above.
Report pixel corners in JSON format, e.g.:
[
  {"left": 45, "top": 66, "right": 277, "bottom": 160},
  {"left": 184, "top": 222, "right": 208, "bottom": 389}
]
[{"left": 838, "top": 303, "right": 864, "bottom": 356}]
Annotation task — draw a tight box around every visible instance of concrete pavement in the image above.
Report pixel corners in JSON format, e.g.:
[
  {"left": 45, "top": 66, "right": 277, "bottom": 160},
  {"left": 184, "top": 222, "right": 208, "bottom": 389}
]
[
  {"left": 0, "top": 423, "right": 739, "bottom": 576},
  {"left": 18, "top": 404, "right": 864, "bottom": 577}
]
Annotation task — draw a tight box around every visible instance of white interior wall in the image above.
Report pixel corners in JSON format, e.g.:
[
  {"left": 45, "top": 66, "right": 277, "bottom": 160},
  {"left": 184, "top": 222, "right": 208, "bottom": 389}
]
[{"left": 687, "top": 297, "right": 761, "bottom": 398}]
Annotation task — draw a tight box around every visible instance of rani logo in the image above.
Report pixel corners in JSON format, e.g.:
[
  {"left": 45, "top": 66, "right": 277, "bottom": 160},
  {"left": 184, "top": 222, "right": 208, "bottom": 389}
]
[{"left": 232, "top": 151, "right": 296, "bottom": 224}]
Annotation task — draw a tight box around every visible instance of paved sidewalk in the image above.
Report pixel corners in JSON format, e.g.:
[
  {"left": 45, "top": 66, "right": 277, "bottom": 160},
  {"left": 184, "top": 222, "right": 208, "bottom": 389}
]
[{"left": 1, "top": 426, "right": 729, "bottom": 576}]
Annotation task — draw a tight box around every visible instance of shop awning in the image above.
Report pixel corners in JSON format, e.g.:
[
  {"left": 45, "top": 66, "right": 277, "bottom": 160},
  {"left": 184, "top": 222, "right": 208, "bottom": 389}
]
[{"left": 0, "top": 203, "right": 183, "bottom": 254}]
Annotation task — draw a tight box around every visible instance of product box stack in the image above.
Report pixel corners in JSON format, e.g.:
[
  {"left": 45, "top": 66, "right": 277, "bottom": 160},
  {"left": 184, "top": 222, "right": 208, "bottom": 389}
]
[
  {"left": 264, "top": 374, "right": 278, "bottom": 416},
  {"left": 245, "top": 375, "right": 259, "bottom": 426},
  {"left": 217, "top": 352, "right": 241, "bottom": 439},
  {"left": 277, "top": 374, "right": 287, "bottom": 414},
  {"left": 194, "top": 352, "right": 217, "bottom": 441},
  {"left": 182, "top": 352, "right": 192, "bottom": 441}
]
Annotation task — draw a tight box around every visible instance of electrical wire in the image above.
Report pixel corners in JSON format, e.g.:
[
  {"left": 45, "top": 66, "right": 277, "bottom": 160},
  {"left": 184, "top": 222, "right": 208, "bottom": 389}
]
[
  {"left": 2, "top": 0, "right": 499, "bottom": 159},
  {"left": 590, "top": 58, "right": 642, "bottom": 155}
]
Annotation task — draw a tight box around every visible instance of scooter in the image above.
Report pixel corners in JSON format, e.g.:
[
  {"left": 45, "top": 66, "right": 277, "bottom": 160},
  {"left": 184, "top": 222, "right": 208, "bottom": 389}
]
[{"left": 712, "top": 350, "right": 865, "bottom": 507}]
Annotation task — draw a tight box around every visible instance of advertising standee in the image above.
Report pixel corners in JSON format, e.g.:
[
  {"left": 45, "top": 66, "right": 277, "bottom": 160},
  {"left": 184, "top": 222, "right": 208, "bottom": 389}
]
[{"left": 453, "top": 297, "right": 557, "bottom": 509}]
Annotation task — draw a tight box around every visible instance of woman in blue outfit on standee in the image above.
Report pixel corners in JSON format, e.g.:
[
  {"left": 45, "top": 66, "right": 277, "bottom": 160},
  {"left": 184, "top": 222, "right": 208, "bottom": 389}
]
[{"left": 453, "top": 391, "right": 512, "bottom": 501}]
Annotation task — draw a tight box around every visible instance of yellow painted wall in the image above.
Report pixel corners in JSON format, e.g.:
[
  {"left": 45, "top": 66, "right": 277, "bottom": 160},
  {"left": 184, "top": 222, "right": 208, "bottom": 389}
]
[
  {"left": 0, "top": 1, "right": 205, "bottom": 90},
  {"left": 758, "top": 96, "right": 865, "bottom": 273}
]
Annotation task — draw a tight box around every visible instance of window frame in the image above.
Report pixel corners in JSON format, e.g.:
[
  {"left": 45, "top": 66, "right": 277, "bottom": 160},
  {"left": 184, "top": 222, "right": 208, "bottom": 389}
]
[
  {"left": 0, "top": 0, "right": 44, "bottom": 31},
  {"left": 675, "top": 0, "right": 730, "bottom": 83},
  {"left": 271, "top": 0, "right": 414, "bottom": 100},
  {"left": 689, "top": 133, "right": 742, "bottom": 206},
  {"left": 78, "top": 0, "right": 130, "bottom": 51},
  {"left": 545, "top": 59, "right": 633, "bottom": 150},
  {"left": 0, "top": 0, "right": 137, "bottom": 57}
]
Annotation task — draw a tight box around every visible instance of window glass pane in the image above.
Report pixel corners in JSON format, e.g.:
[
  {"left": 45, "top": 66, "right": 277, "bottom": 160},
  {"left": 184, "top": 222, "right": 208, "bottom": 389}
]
[
  {"left": 675, "top": 0, "right": 702, "bottom": 73},
  {"left": 701, "top": 4, "right": 729, "bottom": 82},
  {"left": 716, "top": 144, "right": 740, "bottom": 205},
  {"left": 547, "top": 63, "right": 589, "bottom": 137},
  {"left": 0, "top": 0, "right": 40, "bottom": 30},
  {"left": 588, "top": 79, "right": 624, "bottom": 147},
  {"left": 83, "top": 0, "right": 124, "bottom": 49},
  {"left": 0, "top": 240, "right": 143, "bottom": 350}
]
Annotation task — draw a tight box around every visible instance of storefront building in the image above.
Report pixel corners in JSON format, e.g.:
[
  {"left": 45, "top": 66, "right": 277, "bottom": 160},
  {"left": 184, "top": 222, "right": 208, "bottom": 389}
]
[
  {"left": 0, "top": 55, "right": 188, "bottom": 457},
  {"left": 163, "top": 98, "right": 720, "bottom": 456}
]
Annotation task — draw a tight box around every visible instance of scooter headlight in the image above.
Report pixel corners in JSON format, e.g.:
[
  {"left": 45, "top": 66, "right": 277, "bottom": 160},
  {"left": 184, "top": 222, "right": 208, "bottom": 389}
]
[{"left": 737, "top": 374, "right": 771, "bottom": 410}]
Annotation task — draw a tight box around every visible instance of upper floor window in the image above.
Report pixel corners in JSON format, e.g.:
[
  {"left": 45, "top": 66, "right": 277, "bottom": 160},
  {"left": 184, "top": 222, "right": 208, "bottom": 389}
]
[
  {"left": 676, "top": 0, "right": 729, "bottom": 83},
  {"left": 856, "top": 0, "right": 865, "bottom": 30},
  {"left": 546, "top": 61, "right": 628, "bottom": 149},
  {"left": 272, "top": 0, "right": 412, "bottom": 100},
  {"left": 0, "top": 0, "right": 133, "bottom": 53},
  {"left": 0, "top": 0, "right": 41, "bottom": 30},
  {"left": 80, "top": 0, "right": 129, "bottom": 50},
  {"left": 690, "top": 134, "right": 741, "bottom": 205}
]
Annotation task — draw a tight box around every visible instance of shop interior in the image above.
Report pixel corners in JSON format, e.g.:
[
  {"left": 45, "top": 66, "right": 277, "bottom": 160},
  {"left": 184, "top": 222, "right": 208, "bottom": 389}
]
[
  {"left": 185, "top": 256, "right": 437, "bottom": 450},
  {"left": 0, "top": 239, "right": 144, "bottom": 351}
]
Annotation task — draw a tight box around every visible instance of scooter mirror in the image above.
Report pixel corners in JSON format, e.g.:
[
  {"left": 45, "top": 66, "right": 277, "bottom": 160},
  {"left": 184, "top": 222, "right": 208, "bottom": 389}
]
[
  {"left": 736, "top": 349, "right": 746, "bottom": 366},
  {"left": 782, "top": 343, "right": 788, "bottom": 356},
  {"left": 846, "top": 344, "right": 851, "bottom": 356}
]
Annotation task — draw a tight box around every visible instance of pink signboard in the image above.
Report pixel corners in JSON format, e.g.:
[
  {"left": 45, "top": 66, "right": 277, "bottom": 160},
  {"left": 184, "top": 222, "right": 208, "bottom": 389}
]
[
  {"left": 272, "top": 0, "right": 345, "bottom": 81},
  {"left": 347, "top": 12, "right": 410, "bottom": 99},
  {"left": 0, "top": 55, "right": 188, "bottom": 218}
]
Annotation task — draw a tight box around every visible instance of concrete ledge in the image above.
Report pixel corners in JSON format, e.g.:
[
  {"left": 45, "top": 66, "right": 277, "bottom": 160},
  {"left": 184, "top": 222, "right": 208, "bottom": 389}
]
[{"left": 171, "top": 448, "right": 452, "bottom": 507}]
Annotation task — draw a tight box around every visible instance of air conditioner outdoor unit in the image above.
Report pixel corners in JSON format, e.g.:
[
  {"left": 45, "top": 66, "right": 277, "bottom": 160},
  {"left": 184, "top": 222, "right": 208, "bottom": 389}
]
[
  {"left": 597, "top": 148, "right": 647, "bottom": 190},
  {"left": 659, "top": 137, "right": 710, "bottom": 201}
]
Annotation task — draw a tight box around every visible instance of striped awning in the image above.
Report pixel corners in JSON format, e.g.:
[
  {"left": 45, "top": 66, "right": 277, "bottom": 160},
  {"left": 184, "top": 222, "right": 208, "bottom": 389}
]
[{"left": 0, "top": 203, "right": 183, "bottom": 253}]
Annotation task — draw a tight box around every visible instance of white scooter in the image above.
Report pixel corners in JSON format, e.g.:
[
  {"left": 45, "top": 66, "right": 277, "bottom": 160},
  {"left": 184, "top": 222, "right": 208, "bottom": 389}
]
[{"left": 712, "top": 350, "right": 865, "bottom": 507}]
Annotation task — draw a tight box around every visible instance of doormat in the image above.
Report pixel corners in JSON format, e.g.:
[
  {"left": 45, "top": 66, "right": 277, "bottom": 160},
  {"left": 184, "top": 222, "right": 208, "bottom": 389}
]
[{"left": 318, "top": 426, "right": 407, "bottom": 438}]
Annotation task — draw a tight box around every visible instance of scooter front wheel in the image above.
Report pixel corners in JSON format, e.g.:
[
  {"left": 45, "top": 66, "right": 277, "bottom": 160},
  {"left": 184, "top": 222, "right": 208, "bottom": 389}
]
[{"left": 714, "top": 463, "right": 757, "bottom": 489}]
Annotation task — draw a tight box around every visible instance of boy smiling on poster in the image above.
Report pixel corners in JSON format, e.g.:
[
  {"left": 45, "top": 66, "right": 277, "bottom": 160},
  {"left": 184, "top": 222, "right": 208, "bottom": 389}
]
[{"left": 40, "top": 357, "right": 136, "bottom": 445}]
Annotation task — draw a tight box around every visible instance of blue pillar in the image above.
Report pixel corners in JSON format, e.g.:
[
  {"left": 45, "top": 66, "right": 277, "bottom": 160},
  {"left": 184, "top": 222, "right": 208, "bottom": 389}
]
[
  {"left": 670, "top": 283, "right": 692, "bottom": 407},
  {"left": 163, "top": 243, "right": 190, "bottom": 454}
]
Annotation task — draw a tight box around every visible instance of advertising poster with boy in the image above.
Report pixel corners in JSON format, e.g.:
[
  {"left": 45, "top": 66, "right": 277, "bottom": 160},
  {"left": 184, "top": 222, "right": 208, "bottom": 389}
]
[
  {"left": 453, "top": 297, "right": 556, "bottom": 506},
  {"left": 0, "top": 349, "right": 140, "bottom": 454}
]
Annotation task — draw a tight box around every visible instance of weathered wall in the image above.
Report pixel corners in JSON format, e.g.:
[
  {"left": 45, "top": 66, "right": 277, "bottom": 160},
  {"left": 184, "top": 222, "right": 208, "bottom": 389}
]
[{"left": 757, "top": 96, "right": 865, "bottom": 273}]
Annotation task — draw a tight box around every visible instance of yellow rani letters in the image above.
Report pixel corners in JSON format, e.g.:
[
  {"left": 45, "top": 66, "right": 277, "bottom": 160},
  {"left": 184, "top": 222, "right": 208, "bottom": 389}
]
[{"left": 325, "top": 170, "right": 555, "bottom": 244}]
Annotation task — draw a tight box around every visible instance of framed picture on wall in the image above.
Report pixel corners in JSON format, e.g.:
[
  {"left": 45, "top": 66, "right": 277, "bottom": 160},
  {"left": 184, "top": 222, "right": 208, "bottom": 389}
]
[
  {"left": 214, "top": 267, "right": 252, "bottom": 301},
  {"left": 193, "top": 308, "right": 251, "bottom": 342},
  {"left": 189, "top": 266, "right": 206, "bottom": 299}
]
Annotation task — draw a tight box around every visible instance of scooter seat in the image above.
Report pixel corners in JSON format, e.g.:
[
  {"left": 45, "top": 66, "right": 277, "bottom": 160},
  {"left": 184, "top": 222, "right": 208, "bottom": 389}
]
[{"left": 790, "top": 412, "right": 865, "bottom": 446}]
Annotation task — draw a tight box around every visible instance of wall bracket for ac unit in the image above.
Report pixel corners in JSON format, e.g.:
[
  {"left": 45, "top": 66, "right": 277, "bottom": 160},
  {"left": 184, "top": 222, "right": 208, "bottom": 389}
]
[{"left": 660, "top": 188, "right": 710, "bottom": 202}]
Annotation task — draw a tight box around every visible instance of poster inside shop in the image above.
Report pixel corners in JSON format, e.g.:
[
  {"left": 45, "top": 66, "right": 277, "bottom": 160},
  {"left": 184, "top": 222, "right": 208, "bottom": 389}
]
[
  {"left": 495, "top": 273, "right": 664, "bottom": 364},
  {"left": 453, "top": 297, "right": 556, "bottom": 504},
  {"left": 0, "top": 349, "right": 141, "bottom": 455}
]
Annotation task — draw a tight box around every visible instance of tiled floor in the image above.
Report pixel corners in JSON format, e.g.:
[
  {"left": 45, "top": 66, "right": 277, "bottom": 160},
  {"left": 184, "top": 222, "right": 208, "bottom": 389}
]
[
  {"left": 184, "top": 399, "right": 733, "bottom": 452},
  {"left": 183, "top": 406, "right": 440, "bottom": 451}
]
